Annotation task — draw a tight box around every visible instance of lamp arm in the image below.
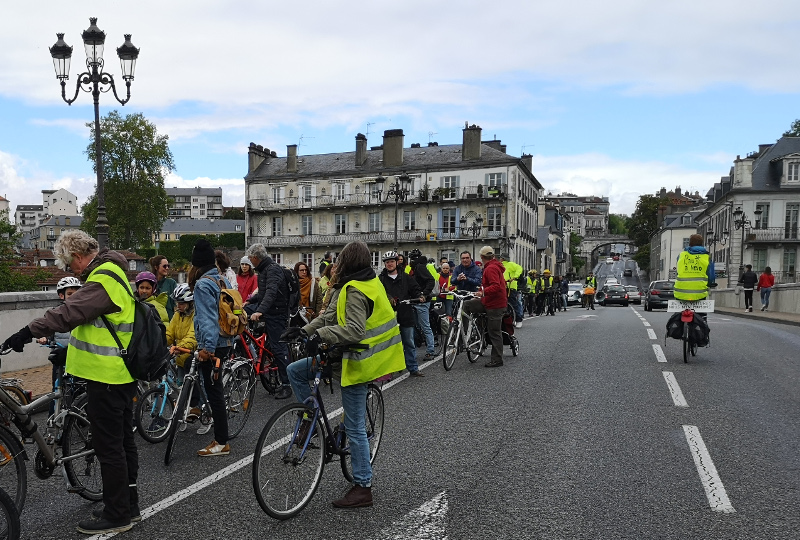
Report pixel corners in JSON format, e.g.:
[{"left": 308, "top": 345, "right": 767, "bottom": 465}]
[
  {"left": 60, "top": 72, "right": 91, "bottom": 105},
  {"left": 104, "top": 73, "right": 132, "bottom": 106}
]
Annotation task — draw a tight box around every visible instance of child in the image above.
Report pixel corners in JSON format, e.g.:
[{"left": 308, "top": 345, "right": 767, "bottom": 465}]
[{"left": 135, "top": 271, "right": 169, "bottom": 323}]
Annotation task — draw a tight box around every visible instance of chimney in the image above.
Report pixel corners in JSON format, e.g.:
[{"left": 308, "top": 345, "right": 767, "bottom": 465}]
[
  {"left": 355, "top": 133, "right": 367, "bottom": 167},
  {"left": 462, "top": 123, "right": 482, "bottom": 161},
  {"left": 675, "top": 186, "right": 682, "bottom": 197},
  {"left": 521, "top": 153, "right": 533, "bottom": 172},
  {"left": 758, "top": 143, "right": 772, "bottom": 155},
  {"left": 248, "top": 143, "right": 267, "bottom": 173},
  {"left": 382, "top": 129, "right": 404, "bottom": 167},
  {"left": 287, "top": 144, "right": 298, "bottom": 173}
]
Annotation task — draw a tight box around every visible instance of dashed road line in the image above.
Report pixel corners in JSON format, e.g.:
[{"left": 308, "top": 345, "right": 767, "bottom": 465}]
[
  {"left": 647, "top": 329, "right": 657, "bottom": 340},
  {"left": 642, "top": 321, "right": 651, "bottom": 327},
  {"left": 683, "top": 425, "right": 736, "bottom": 513},
  {"left": 652, "top": 344, "right": 667, "bottom": 362},
  {"left": 662, "top": 371, "right": 688, "bottom": 407}
]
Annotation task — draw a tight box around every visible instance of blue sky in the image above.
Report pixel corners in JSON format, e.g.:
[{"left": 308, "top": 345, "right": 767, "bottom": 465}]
[{"left": 1, "top": 1, "right": 798, "bottom": 217}]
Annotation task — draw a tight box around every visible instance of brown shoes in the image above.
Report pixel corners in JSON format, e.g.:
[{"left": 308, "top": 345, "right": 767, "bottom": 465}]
[
  {"left": 484, "top": 360, "right": 503, "bottom": 368},
  {"left": 332, "top": 485, "right": 373, "bottom": 508}
]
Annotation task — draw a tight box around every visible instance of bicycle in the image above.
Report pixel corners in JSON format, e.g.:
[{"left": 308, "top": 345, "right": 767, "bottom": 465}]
[
  {"left": 232, "top": 321, "right": 281, "bottom": 395},
  {"left": 252, "top": 341, "right": 384, "bottom": 520},
  {"left": 667, "top": 298, "right": 714, "bottom": 363},
  {"left": 0, "top": 486, "right": 20, "bottom": 540},
  {"left": 135, "top": 352, "right": 182, "bottom": 444},
  {"left": 442, "top": 290, "right": 487, "bottom": 371},
  {"left": 0, "top": 348, "right": 101, "bottom": 514}
]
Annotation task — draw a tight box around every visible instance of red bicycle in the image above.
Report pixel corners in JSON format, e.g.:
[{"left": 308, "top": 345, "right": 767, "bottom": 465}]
[{"left": 232, "top": 322, "right": 281, "bottom": 395}]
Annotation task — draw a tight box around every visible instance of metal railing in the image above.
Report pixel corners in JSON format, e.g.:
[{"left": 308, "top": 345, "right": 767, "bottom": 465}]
[
  {"left": 772, "top": 271, "right": 797, "bottom": 284},
  {"left": 746, "top": 227, "right": 800, "bottom": 242},
  {"left": 249, "top": 227, "right": 510, "bottom": 246}
]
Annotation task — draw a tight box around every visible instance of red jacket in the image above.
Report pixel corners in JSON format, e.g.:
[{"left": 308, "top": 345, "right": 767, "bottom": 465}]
[
  {"left": 757, "top": 273, "right": 775, "bottom": 289},
  {"left": 237, "top": 272, "right": 258, "bottom": 301},
  {"left": 480, "top": 258, "right": 508, "bottom": 310}
]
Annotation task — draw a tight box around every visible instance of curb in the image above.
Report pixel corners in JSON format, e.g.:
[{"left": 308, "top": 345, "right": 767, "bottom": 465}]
[{"left": 715, "top": 309, "right": 800, "bottom": 328}]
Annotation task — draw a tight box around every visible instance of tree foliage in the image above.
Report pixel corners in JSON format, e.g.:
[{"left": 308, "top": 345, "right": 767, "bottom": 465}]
[
  {"left": 569, "top": 234, "right": 585, "bottom": 273},
  {"left": 81, "top": 111, "right": 174, "bottom": 249},
  {"left": 633, "top": 244, "right": 650, "bottom": 272},
  {"left": 627, "top": 195, "right": 668, "bottom": 247},
  {"left": 0, "top": 211, "right": 39, "bottom": 292},
  {"left": 783, "top": 119, "right": 800, "bottom": 137},
  {"left": 222, "top": 208, "right": 244, "bottom": 220},
  {"left": 608, "top": 214, "right": 630, "bottom": 235}
]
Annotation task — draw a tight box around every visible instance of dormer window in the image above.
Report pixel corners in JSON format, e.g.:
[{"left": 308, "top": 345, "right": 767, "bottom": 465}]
[
  {"left": 681, "top": 213, "right": 692, "bottom": 226},
  {"left": 789, "top": 162, "right": 799, "bottom": 183}
]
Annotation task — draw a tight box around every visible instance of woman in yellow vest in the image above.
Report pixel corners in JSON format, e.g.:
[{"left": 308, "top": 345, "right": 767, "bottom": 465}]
[
  {"left": 281, "top": 241, "right": 404, "bottom": 509},
  {"left": 674, "top": 234, "right": 716, "bottom": 302}
]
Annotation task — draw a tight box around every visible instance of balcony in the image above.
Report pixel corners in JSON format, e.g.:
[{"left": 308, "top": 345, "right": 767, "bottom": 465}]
[
  {"left": 773, "top": 271, "right": 797, "bottom": 284},
  {"left": 249, "top": 227, "right": 508, "bottom": 247},
  {"left": 746, "top": 227, "right": 800, "bottom": 243}
]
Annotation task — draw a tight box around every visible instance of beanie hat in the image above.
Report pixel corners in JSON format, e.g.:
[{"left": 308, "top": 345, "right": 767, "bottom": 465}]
[{"left": 191, "top": 239, "right": 216, "bottom": 268}]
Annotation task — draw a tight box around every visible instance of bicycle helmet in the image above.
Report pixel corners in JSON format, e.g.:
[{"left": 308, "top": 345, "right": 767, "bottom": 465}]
[
  {"left": 409, "top": 249, "right": 422, "bottom": 260},
  {"left": 56, "top": 276, "right": 82, "bottom": 293},
  {"left": 135, "top": 271, "right": 157, "bottom": 286},
  {"left": 172, "top": 283, "right": 194, "bottom": 302},
  {"left": 382, "top": 250, "right": 398, "bottom": 262}
]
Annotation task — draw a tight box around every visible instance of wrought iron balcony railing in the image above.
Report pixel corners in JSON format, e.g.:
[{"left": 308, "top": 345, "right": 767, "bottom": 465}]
[{"left": 745, "top": 227, "right": 800, "bottom": 242}]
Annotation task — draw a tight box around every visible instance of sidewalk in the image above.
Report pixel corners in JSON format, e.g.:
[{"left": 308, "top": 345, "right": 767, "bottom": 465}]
[
  {"left": 715, "top": 307, "right": 800, "bottom": 327},
  {"left": 1, "top": 365, "right": 53, "bottom": 398}
]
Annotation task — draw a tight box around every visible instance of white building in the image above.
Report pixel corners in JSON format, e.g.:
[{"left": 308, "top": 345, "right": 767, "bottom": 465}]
[
  {"left": 166, "top": 187, "right": 224, "bottom": 220},
  {"left": 41, "top": 189, "right": 79, "bottom": 216},
  {"left": 649, "top": 211, "right": 704, "bottom": 282}
]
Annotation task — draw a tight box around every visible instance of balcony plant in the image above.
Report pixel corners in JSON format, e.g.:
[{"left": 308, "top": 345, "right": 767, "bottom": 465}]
[
  {"left": 418, "top": 186, "right": 430, "bottom": 201},
  {"left": 477, "top": 184, "right": 484, "bottom": 198}
]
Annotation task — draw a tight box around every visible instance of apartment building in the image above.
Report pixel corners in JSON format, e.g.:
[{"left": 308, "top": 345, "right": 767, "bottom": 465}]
[{"left": 166, "top": 187, "right": 224, "bottom": 220}]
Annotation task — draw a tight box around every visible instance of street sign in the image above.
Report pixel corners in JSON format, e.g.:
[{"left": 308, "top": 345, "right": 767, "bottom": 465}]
[
  {"left": 667, "top": 299, "right": 715, "bottom": 312},
  {"left": 668, "top": 267, "right": 677, "bottom": 279}
]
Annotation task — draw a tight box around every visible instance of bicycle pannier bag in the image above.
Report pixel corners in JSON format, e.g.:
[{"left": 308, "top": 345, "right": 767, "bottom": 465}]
[{"left": 666, "top": 312, "right": 684, "bottom": 340}]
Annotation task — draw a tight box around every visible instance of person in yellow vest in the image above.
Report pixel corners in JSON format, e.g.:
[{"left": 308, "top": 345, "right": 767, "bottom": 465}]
[
  {"left": 281, "top": 241, "right": 404, "bottom": 509},
  {"left": 538, "top": 269, "right": 557, "bottom": 316},
  {"left": 2, "top": 230, "right": 140, "bottom": 534},
  {"left": 674, "top": 234, "right": 716, "bottom": 303},
  {"left": 525, "top": 270, "right": 537, "bottom": 317},
  {"left": 497, "top": 253, "right": 524, "bottom": 327},
  {"left": 435, "top": 262, "right": 456, "bottom": 316}
]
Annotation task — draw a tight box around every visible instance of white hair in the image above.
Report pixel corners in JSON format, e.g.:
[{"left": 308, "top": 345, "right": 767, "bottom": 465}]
[{"left": 53, "top": 230, "right": 99, "bottom": 270}]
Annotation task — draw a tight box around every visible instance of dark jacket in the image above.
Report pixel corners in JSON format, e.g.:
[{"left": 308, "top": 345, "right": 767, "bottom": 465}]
[
  {"left": 379, "top": 268, "right": 422, "bottom": 327},
  {"left": 738, "top": 270, "right": 758, "bottom": 289},
  {"left": 410, "top": 256, "right": 435, "bottom": 298},
  {"left": 451, "top": 260, "right": 482, "bottom": 292},
  {"left": 560, "top": 279, "right": 569, "bottom": 294},
  {"left": 248, "top": 256, "right": 289, "bottom": 316}
]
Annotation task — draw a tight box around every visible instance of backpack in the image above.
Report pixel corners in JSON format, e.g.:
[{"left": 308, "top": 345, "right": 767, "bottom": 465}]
[
  {"left": 283, "top": 267, "right": 301, "bottom": 316},
  {"left": 202, "top": 276, "right": 248, "bottom": 337},
  {"left": 96, "top": 270, "right": 169, "bottom": 382},
  {"left": 517, "top": 274, "right": 529, "bottom": 292}
]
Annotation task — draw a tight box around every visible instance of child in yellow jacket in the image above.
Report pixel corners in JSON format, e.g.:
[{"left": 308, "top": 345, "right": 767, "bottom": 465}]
[{"left": 166, "top": 284, "right": 197, "bottom": 374}]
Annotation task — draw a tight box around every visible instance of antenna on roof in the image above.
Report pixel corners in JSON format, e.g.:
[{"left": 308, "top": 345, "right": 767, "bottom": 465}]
[
  {"left": 521, "top": 144, "right": 534, "bottom": 155},
  {"left": 366, "top": 122, "right": 375, "bottom": 138},
  {"left": 298, "top": 134, "right": 315, "bottom": 153},
  {"left": 428, "top": 131, "right": 438, "bottom": 143}
]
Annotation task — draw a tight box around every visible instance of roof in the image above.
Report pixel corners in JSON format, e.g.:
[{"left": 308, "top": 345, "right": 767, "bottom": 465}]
[
  {"left": 15, "top": 205, "right": 43, "bottom": 212},
  {"left": 584, "top": 208, "right": 602, "bottom": 216},
  {"left": 116, "top": 250, "right": 146, "bottom": 261},
  {"left": 39, "top": 215, "right": 83, "bottom": 227},
  {"left": 743, "top": 136, "right": 800, "bottom": 190},
  {"left": 660, "top": 210, "right": 703, "bottom": 229},
  {"left": 18, "top": 249, "right": 56, "bottom": 264},
  {"left": 9, "top": 265, "right": 72, "bottom": 286},
  {"left": 159, "top": 219, "right": 245, "bottom": 234},
  {"left": 166, "top": 187, "right": 223, "bottom": 196},
  {"left": 536, "top": 228, "right": 551, "bottom": 249}
]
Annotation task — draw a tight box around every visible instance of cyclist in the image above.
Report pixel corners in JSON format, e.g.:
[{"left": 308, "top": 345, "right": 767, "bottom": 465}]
[
  {"left": 497, "top": 253, "right": 523, "bottom": 328},
  {"left": 282, "top": 241, "right": 405, "bottom": 508},
  {"left": 408, "top": 249, "right": 436, "bottom": 361},
  {"left": 451, "top": 250, "right": 482, "bottom": 292},
  {"left": 134, "top": 271, "right": 169, "bottom": 323},
  {"left": 525, "top": 270, "right": 537, "bottom": 317},
  {"left": 378, "top": 251, "right": 425, "bottom": 376},
  {"left": 462, "top": 246, "right": 507, "bottom": 368},
  {"left": 674, "top": 233, "right": 715, "bottom": 306},
  {"left": 163, "top": 284, "right": 199, "bottom": 432}
]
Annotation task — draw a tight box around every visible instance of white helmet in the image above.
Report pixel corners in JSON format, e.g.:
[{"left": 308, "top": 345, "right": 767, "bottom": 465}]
[
  {"left": 56, "top": 276, "right": 82, "bottom": 293},
  {"left": 382, "top": 250, "right": 398, "bottom": 262},
  {"left": 172, "top": 283, "right": 194, "bottom": 302}
]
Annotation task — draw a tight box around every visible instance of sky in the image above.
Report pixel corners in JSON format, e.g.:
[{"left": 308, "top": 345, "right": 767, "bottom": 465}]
[{"left": 1, "top": 0, "right": 798, "bottom": 219}]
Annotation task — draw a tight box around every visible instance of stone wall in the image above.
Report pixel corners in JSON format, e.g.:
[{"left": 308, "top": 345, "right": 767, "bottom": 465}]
[
  {"left": 710, "top": 283, "right": 800, "bottom": 314},
  {"left": 0, "top": 291, "right": 62, "bottom": 372}
]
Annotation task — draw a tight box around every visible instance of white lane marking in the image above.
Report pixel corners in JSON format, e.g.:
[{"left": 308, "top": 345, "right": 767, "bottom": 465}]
[
  {"left": 662, "top": 371, "right": 688, "bottom": 407},
  {"left": 642, "top": 321, "right": 651, "bottom": 327},
  {"left": 90, "top": 358, "right": 437, "bottom": 540},
  {"left": 647, "top": 329, "right": 657, "bottom": 340},
  {"left": 369, "top": 491, "right": 448, "bottom": 539},
  {"left": 652, "top": 344, "right": 667, "bottom": 363},
  {"left": 683, "top": 425, "right": 736, "bottom": 513}
]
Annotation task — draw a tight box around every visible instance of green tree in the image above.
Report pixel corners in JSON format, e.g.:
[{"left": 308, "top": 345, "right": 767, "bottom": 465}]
[
  {"left": 633, "top": 244, "right": 650, "bottom": 272},
  {"left": 82, "top": 111, "right": 175, "bottom": 249},
  {"left": 569, "top": 234, "right": 585, "bottom": 273},
  {"left": 222, "top": 208, "right": 244, "bottom": 220},
  {"left": 627, "top": 195, "right": 668, "bottom": 247},
  {"left": 608, "top": 214, "right": 630, "bottom": 235},
  {"left": 783, "top": 119, "right": 800, "bottom": 137},
  {"left": 0, "top": 210, "right": 40, "bottom": 292}
]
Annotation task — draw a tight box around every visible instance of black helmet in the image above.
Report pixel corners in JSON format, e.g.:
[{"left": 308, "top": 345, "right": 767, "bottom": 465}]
[{"left": 409, "top": 249, "right": 422, "bottom": 260}]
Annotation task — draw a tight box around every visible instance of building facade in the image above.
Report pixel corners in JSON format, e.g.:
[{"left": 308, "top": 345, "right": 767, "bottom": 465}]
[
  {"left": 648, "top": 211, "right": 703, "bottom": 282},
  {"left": 30, "top": 215, "right": 83, "bottom": 250},
  {"left": 153, "top": 218, "right": 245, "bottom": 243},
  {"left": 244, "top": 126, "right": 542, "bottom": 270},
  {"left": 166, "top": 187, "right": 224, "bottom": 220}
]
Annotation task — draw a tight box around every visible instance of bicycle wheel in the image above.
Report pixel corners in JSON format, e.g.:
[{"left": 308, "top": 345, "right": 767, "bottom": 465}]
[
  {"left": 0, "top": 426, "right": 26, "bottom": 515},
  {"left": 252, "top": 404, "right": 325, "bottom": 520},
  {"left": 510, "top": 335, "right": 519, "bottom": 357},
  {"left": 225, "top": 362, "right": 256, "bottom": 439},
  {"left": 0, "top": 486, "right": 20, "bottom": 540},
  {"left": 682, "top": 326, "right": 689, "bottom": 363},
  {"left": 164, "top": 383, "right": 192, "bottom": 466},
  {"left": 135, "top": 386, "right": 175, "bottom": 444},
  {"left": 466, "top": 320, "right": 483, "bottom": 363},
  {"left": 442, "top": 319, "right": 459, "bottom": 371},
  {"left": 341, "top": 384, "right": 385, "bottom": 483},
  {"left": 61, "top": 394, "right": 102, "bottom": 502}
]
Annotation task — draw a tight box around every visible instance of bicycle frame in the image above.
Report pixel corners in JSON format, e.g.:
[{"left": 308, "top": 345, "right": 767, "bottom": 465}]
[
  {"left": 451, "top": 292, "right": 481, "bottom": 351},
  {"left": 236, "top": 328, "right": 277, "bottom": 377}
]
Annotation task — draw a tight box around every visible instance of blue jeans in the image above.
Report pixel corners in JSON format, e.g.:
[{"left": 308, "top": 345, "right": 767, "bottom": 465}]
[
  {"left": 263, "top": 315, "right": 290, "bottom": 384},
  {"left": 441, "top": 298, "right": 453, "bottom": 317},
  {"left": 509, "top": 290, "right": 523, "bottom": 322},
  {"left": 414, "top": 304, "right": 434, "bottom": 355},
  {"left": 399, "top": 325, "right": 419, "bottom": 373},
  {"left": 760, "top": 287, "right": 772, "bottom": 308},
  {"left": 287, "top": 358, "right": 372, "bottom": 487}
]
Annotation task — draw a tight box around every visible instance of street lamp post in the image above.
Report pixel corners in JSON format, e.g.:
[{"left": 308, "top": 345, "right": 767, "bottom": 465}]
[
  {"left": 50, "top": 18, "right": 140, "bottom": 249},
  {"left": 375, "top": 172, "right": 410, "bottom": 252},
  {"left": 459, "top": 215, "right": 484, "bottom": 258},
  {"left": 498, "top": 227, "right": 517, "bottom": 255},
  {"left": 706, "top": 228, "right": 728, "bottom": 262},
  {"left": 732, "top": 206, "right": 762, "bottom": 276}
]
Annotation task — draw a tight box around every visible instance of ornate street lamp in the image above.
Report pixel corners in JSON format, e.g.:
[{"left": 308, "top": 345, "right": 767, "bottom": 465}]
[
  {"left": 459, "top": 215, "right": 484, "bottom": 259},
  {"left": 375, "top": 172, "right": 410, "bottom": 252},
  {"left": 499, "top": 228, "right": 517, "bottom": 255},
  {"left": 49, "top": 18, "right": 140, "bottom": 249},
  {"left": 732, "top": 206, "right": 762, "bottom": 276}
]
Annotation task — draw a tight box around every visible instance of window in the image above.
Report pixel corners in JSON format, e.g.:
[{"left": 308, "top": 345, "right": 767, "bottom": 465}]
[
  {"left": 786, "top": 203, "right": 799, "bottom": 239},
  {"left": 441, "top": 250, "right": 457, "bottom": 263},
  {"left": 753, "top": 248, "right": 767, "bottom": 271},
  {"left": 486, "top": 173, "right": 503, "bottom": 187},
  {"left": 335, "top": 214, "right": 346, "bottom": 234},
  {"left": 681, "top": 214, "right": 692, "bottom": 226},
  {"left": 128, "top": 261, "right": 136, "bottom": 271},
  {"left": 301, "top": 185, "right": 312, "bottom": 203},
  {"left": 789, "top": 162, "right": 799, "bottom": 183},
  {"left": 272, "top": 217, "right": 282, "bottom": 236},
  {"left": 271, "top": 187, "right": 283, "bottom": 204},
  {"left": 175, "top": 234, "right": 181, "bottom": 239},
  {"left": 403, "top": 211, "right": 415, "bottom": 231},
  {"left": 369, "top": 182, "right": 382, "bottom": 200},
  {"left": 755, "top": 203, "right": 770, "bottom": 229},
  {"left": 271, "top": 253, "right": 282, "bottom": 265},
  {"left": 192, "top": 198, "right": 198, "bottom": 202},
  {"left": 301, "top": 215, "right": 313, "bottom": 235},
  {"left": 335, "top": 183, "right": 346, "bottom": 200},
  {"left": 164, "top": 234, "right": 171, "bottom": 241},
  {"left": 49, "top": 227, "right": 54, "bottom": 237},
  {"left": 368, "top": 212, "right": 380, "bottom": 233},
  {"left": 442, "top": 208, "right": 457, "bottom": 234},
  {"left": 200, "top": 203, "right": 206, "bottom": 209},
  {"left": 682, "top": 238, "right": 690, "bottom": 249},
  {"left": 301, "top": 253, "right": 314, "bottom": 267},
  {"left": 441, "top": 176, "right": 459, "bottom": 198},
  {"left": 371, "top": 251, "right": 380, "bottom": 268},
  {"left": 487, "top": 207, "right": 502, "bottom": 232},
  {"left": 783, "top": 248, "right": 796, "bottom": 275},
  {"left": 200, "top": 210, "right": 205, "bottom": 215},
  {"left": 235, "top": 225, "right": 242, "bottom": 232}
]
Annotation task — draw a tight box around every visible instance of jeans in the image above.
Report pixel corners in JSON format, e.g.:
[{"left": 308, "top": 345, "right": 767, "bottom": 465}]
[
  {"left": 399, "top": 325, "right": 419, "bottom": 373},
  {"left": 760, "top": 287, "right": 772, "bottom": 308},
  {"left": 440, "top": 298, "right": 453, "bottom": 317},
  {"left": 287, "top": 358, "right": 372, "bottom": 487},
  {"left": 198, "top": 346, "right": 230, "bottom": 444},
  {"left": 414, "top": 304, "right": 434, "bottom": 355},
  {"left": 263, "top": 315, "right": 290, "bottom": 384},
  {"left": 562, "top": 293, "right": 568, "bottom": 309}
]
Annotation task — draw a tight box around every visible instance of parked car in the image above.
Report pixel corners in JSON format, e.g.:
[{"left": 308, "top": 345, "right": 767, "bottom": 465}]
[
  {"left": 606, "top": 257, "right": 614, "bottom": 264},
  {"left": 643, "top": 280, "right": 675, "bottom": 311},
  {"left": 625, "top": 285, "right": 642, "bottom": 304},
  {"left": 599, "top": 285, "right": 629, "bottom": 307},
  {"left": 567, "top": 282, "right": 583, "bottom": 305},
  {"left": 623, "top": 268, "right": 633, "bottom": 277}
]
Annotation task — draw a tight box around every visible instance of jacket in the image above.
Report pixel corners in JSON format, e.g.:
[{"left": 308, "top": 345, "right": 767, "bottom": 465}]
[
  {"left": 757, "top": 273, "right": 775, "bottom": 289},
  {"left": 452, "top": 261, "right": 482, "bottom": 292},
  {"left": 300, "top": 278, "right": 324, "bottom": 319},
  {"left": 676, "top": 246, "right": 716, "bottom": 287},
  {"left": 560, "top": 280, "right": 569, "bottom": 294},
  {"left": 193, "top": 267, "right": 231, "bottom": 353},
  {"left": 674, "top": 248, "right": 711, "bottom": 301},
  {"left": 144, "top": 292, "right": 169, "bottom": 323},
  {"left": 480, "top": 258, "right": 507, "bottom": 309},
  {"left": 502, "top": 261, "right": 523, "bottom": 291},
  {"left": 738, "top": 270, "right": 758, "bottom": 289},
  {"left": 249, "top": 256, "right": 289, "bottom": 316},
  {"left": 236, "top": 271, "right": 258, "bottom": 301},
  {"left": 157, "top": 277, "right": 178, "bottom": 320},
  {"left": 378, "top": 268, "right": 422, "bottom": 327},
  {"left": 303, "top": 267, "right": 375, "bottom": 345},
  {"left": 411, "top": 257, "right": 435, "bottom": 297},
  {"left": 166, "top": 307, "right": 196, "bottom": 368}
]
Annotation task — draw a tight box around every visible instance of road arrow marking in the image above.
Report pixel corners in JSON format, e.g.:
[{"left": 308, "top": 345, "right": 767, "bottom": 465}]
[{"left": 369, "top": 491, "right": 448, "bottom": 540}]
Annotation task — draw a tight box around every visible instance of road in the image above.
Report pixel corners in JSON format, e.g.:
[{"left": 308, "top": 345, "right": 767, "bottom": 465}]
[{"left": 14, "top": 281, "right": 800, "bottom": 539}]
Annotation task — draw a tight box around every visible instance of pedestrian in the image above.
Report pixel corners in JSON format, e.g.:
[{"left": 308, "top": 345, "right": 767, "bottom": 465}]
[
  {"left": 2, "top": 229, "right": 140, "bottom": 534},
  {"left": 244, "top": 243, "right": 292, "bottom": 399},
  {"left": 294, "top": 261, "right": 323, "bottom": 322},
  {"left": 378, "top": 250, "right": 425, "bottom": 377},
  {"left": 236, "top": 256, "right": 258, "bottom": 302},
  {"left": 215, "top": 250, "right": 238, "bottom": 290},
  {"left": 737, "top": 264, "right": 758, "bottom": 312},
  {"left": 757, "top": 266, "right": 775, "bottom": 312},
  {"left": 451, "top": 250, "right": 482, "bottom": 292},
  {"left": 409, "top": 249, "right": 436, "bottom": 361},
  {"left": 134, "top": 271, "right": 169, "bottom": 323},
  {"left": 282, "top": 241, "right": 405, "bottom": 508},
  {"left": 462, "top": 246, "right": 507, "bottom": 368},
  {"left": 436, "top": 262, "right": 456, "bottom": 316},
  {"left": 151, "top": 255, "right": 178, "bottom": 320},
  {"left": 189, "top": 238, "right": 233, "bottom": 456},
  {"left": 318, "top": 262, "right": 336, "bottom": 314},
  {"left": 318, "top": 251, "right": 333, "bottom": 277},
  {"left": 559, "top": 275, "right": 569, "bottom": 311},
  {"left": 397, "top": 253, "right": 409, "bottom": 274}
]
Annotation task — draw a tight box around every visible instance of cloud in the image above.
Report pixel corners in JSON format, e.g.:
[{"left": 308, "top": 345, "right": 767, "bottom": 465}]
[{"left": 164, "top": 173, "right": 245, "bottom": 208}]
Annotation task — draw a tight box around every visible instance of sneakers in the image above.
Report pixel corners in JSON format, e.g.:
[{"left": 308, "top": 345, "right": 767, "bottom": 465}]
[
  {"left": 197, "top": 440, "right": 230, "bottom": 457},
  {"left": 484, "top": 360, "right": 503, "bottom": 368},
  {"left": 332, "top": 485, "right": 373, "bottom": 508},
  {"left": 92, "top": 506, "right": 141, "bottom": 523},
  {"left": 275, "top": 385, "right": 293, "bottom": 400},
  {"left": 761, "top": 306, "right": 766, "bottom": 311},
  {"left": 197, "top": 419, "right": 214, "bottom": 435},
  {"left": 514, "top": 321, "right": 522, "bottom": 329},
  {"left": 764, "top": 308, "right": 768, "bottom": 312},
  {"left": 748, "top": 307, "right": 753, "bottom": 312},
  {"left": 409, "top": 370, "right": 425, "bottom": 377},
  {"left": 76, "top": 517, "right": 133, "bottom": 534},
  {"left": 187, "top": 407, "right": 201, "bottom": 421},
  {"left": 423, "top": 353, "right": 434, "bottom": 360}
]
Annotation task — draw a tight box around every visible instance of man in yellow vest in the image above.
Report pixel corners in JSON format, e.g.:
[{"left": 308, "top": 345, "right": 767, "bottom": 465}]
[
  {"left": 2, "top": 230, "right": 140, "bottom": 535},
  {"left": 498, "top": 253, "right": 524, "bottom": 328},
  {"left": 282, "top": 241, "right": 405, "bottom": 509},
  {"left": 674, "top": 233, "right": 716, "bottom": 303}
]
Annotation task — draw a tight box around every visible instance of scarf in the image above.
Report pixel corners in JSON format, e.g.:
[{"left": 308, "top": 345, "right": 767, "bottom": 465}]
[{"left": 299, "top": 275, "right": 313, "bottom": 308}]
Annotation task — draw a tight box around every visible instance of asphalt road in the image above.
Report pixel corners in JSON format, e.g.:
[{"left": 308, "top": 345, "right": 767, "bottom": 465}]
[{"left": 14, "top": 286, "right": 800, "bottom": 539}]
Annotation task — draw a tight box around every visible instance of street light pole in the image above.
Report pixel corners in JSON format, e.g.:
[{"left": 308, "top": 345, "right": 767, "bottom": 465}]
[
  {"left": 49, "top": 18, "right": 140, "bottom": 249},
  {"left": 375, "top": 172, "right": 410, "bottom": 253},
  {"left": 732, "top": 206, "right": 762, "bottom": 276},
  {"left": 459, "top": 215, "right": 484, "bottom": 257}
]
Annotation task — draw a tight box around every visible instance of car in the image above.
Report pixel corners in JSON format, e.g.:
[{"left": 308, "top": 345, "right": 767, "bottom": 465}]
[
  {"left": 643, "top": 280, "right": 675, "bottom": 311},
  {"left": 623, "top": 268, "right": 633, "bottom": 277},
  {"left": 599, "top": 285, "right": 629, "bottom": 307},
  {"left": 605, "top": 277, "right": 619, "bottom": 286},
  {"left": 613, "top": 255, "right": 619, "bottom": 261},
  {"left": 624, "top": 285, "right": 642, "bottom": 304},
  {"left": 567, "top": 282, "right": 583, "bottom": 305},
  {"left": 606, "top": 257, "right": 614, "bottom": 264}
]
